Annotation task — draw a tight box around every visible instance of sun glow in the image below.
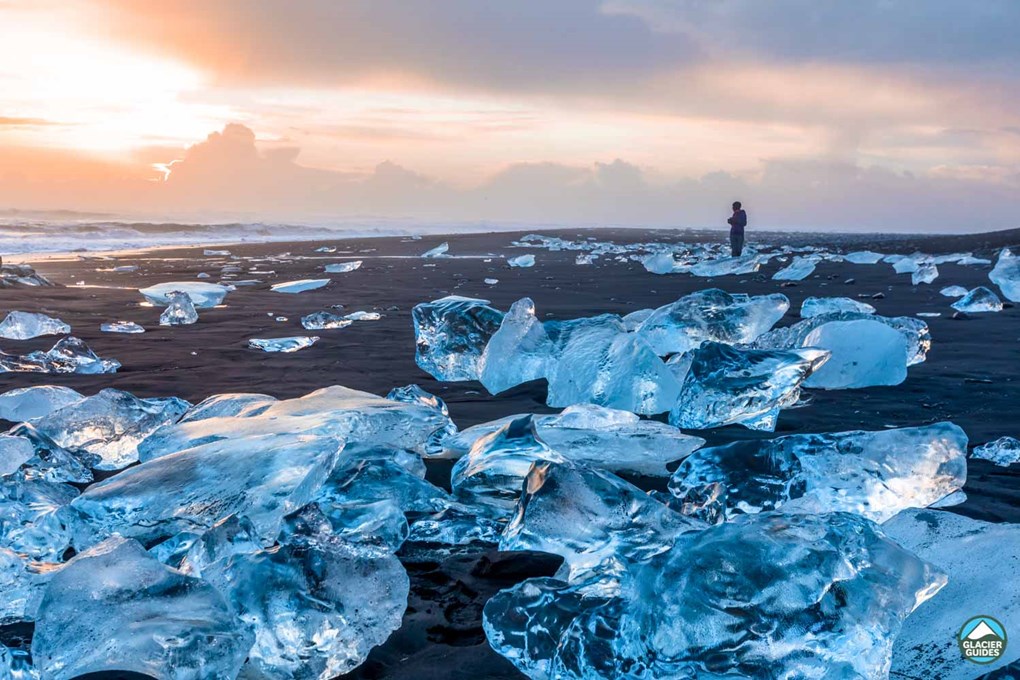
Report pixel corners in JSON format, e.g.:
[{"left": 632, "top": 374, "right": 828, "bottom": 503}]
[{"left": 0, "top": 4, "right": 232, "bottom": 156}]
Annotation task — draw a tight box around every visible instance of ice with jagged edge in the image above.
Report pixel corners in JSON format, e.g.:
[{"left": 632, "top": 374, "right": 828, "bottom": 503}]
[
  {"left": 4, "top": 423, "right": 98, "bottom": 484},
  {"left": 386, "top": 384, "right": 457, "bottom": 454},
  {"left": 507, "top": 254, "right": 536, "bottom": 268},
  {"left": 158, "top": 290, "right": 198, "bottom": 326},
  {"left": 301, "top": 311, "right": 353, "bottom": 330},
  {"left": 139, "top": 281, "right": 228, "bottom": 308},
  {"left": 270, "top": 278, "right": 330, "bottom": 294},
  {"left": 635, "top": 288, "right": 789, "bottom": 356},
  {"left": 544, "top": 314, "right": 680, "bottom": 415},
  {"left": 137, "top": 385, "right": 452, "bottom": 462},
  {"left": 200, "top": 519, "right": 409, "bottom": 679},
  {"left": 452, "top": 416, "right": 564, "bottom": 517},
  {"left": 31, "top": 536, "right": 252, "bottom": 680},
  {"left": 421, "top": 242, "right": 449, "bottom": 258},
  {"left": 668, "top": 422, "right": 967, "bottom": 523},
  {"left": 0, "top": 478, "right": 79, "bottom": 560},
  {"left": 444, "top": 404, "right": 704, "bottom": 477},
  {"left": 951, "top": 285, "right": 1003, "bottom": 313},
  {"left": 324, "top": 260, "right": 362, "bottom": 273},
  {"left": 0, "top": 547, "right": 57, "bottom": 624},
  {"left": 772, "top": 255, "right": 820, "bottom": 281},
  {"left": 800, "top": 296, "right": 875, "bottom": 318},
  {"left": 641, "top": 251, "right": 682, "bottom": 274},
  {"left": 69, "top": 432, "right": 343, "bottom": 548},
  {"left": 990, "top": 247, "right": 1020, "bottom": 301},
  {"left": 669, "top": 342, "right": 829, "bottom": 431},
  {"left": 344, "top": 310, "right": 381, "bottom": 321},
  {"left": 884, "top": 509, "right": 1020, "bottom": 679},
  {"left": 100, "top": 320, "right": 145, "bottom": 333},
  {"left": 0, "top": 337, "right": 120, "bottom": 375},
  {"left": 754, "top": 311, "right": 929, "bottom": 388},
  {"left": 0, "top": 434, "right": 35, "bottom": 477},
  {"left": 478, "top": 297, "right": 554, "bottom": 394},
  {"left": 412, "top": 296, "right": 504, "bottom": 381},
  {"left": 912, "top": 262, "right": 939, "bottom": 284},
  {"left": 0, "top": 312, "right": 70, "bottom": 340},
  {"left": 248, "top": 336, "right": 319, "bottom": 352},
  {"left": 0, "top": 386, "right": 82, "bottom": 422},
  {"left": 970, "top": 435, "right": 1020, "bottom": 466},
  {"left": 29, "top": 388, "right": 190, "bottom": 471},
  {"left": 484, "top": 510, "right": 943, "bottom": 680},
  {"left": 501, "top": 461, "right": 704, "bottom": 583}
]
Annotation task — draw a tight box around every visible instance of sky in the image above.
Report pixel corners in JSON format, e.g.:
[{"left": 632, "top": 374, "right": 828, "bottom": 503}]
[{"left": 1, "top": 0, "right": 1019, "bottom": 232}]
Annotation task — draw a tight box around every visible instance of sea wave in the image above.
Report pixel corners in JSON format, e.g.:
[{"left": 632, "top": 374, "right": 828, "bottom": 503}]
[{"left": 0, "top": 216, "right": 529, "bottom": 257}]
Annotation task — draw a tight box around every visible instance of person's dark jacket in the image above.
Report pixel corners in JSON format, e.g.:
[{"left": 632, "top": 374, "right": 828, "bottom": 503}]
[{"left": 727, "top": 209, "right": 747, "bottom": 234}]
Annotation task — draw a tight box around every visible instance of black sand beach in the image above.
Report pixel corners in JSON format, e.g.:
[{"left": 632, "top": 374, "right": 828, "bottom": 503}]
[{"left": 4, "top": 227, "right": 1020, "bottom": 678}]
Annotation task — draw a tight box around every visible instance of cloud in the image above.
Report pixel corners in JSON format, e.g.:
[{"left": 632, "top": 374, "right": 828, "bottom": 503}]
[
  {"left": 0, "top": 116, "right": 60, "bottom": 126},
  {"left": 2, "top": 123, "right": 1019, "bottom": 232}
]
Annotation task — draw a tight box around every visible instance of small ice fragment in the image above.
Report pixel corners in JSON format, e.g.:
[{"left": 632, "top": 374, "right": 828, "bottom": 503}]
[
  {"left": 507, "top": 254, "right": 535, "bottom": 268},
  {"left": 0, "top": 337, "right": 120, "bottom": 375},
  {"left": 575, "top": 253, "right": 595, "bottom": 265},
  {"left": 248, "top": 336, "right": 319, "bottom": 352},
  {"left": 421, "top": 242, "right": 450, "bottom": 258},
  {"left": 315, "top": 246, "right": 337, "bottom": 253},
  {"left": 0, "top": 312, "right": 70, "bottom": 340},
  {"left": 344, "top": 311, "right": 382, "bottom": 321},
  {"left": 324, "top": 260, "right": 363, "bottom": 273},
  {"left": 772, "top": 256, "right": 819, "bottom": 281},
  {"left": 844, "top": 250, "right": 884, "bottom": 264},
  {"left": 916, "top": 312, "right": 941, "bottom": 318},
  {"left": 159, "top": 291, "right": 198, "bottom": 326},
  {"left": 950, "top": 286, "right": 1003, "bottom": 313},
  {"left": 970, "top": 436, "right": 1020, "bottom": 466},
  {"left": 301, "top": 312, "right": 353, "bottom": 330},
  {"left": 270, "top": 278, "right": 330, "bottom": 294},
  {"left": 484, "top": 278, "right": 499, "bottom": 285},
  {"left": 196, "top": 272, "right": 210, "bottom": 279},
  {"left": 939, "top": 285, "right": 968, "bottom": 298},
  {"left": 100, "top": 320, "right": 145, "bottom": 333},
  {"left": 139, "top": 282, "right": 228, "bottom": 308},
  {"left": 203, "top": 249, "right": 231, "bottom": 256}
]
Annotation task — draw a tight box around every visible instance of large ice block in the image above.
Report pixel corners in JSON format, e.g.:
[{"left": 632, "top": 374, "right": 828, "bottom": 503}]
[
  {"left": 0, "top": 386, "right": 83, "bottom": 423},
  {"left": 668, "top": 422, "right": 968, "bottom": 523},
  {"left": 139, "top": 385, "right": 452, "bottom": 461},
  {"left": 635, "top": 289, "right": 789, "bottom": 356},
  {"left": 6, "top": 423, "right": 98, "bottom": 484},
  {"left": 884, "top": 509, "right": 1020, "bottom": 679},
  {"left": 0, "top": 547, "right": 55, "bottom": 624},
  {"left": 445, "top": 405, "right": 704, "bottom": 476},
  {"left": 669, "top": 342, "right": 829, "bottom": 431},
  {"left": 989, "top": 247, "right": 1020, "bottom": 301},
  {"left": 0, "top": 337, "right": 120, "bottom": 374},
  {"left": 912, "top": 262, "right": 939, "bottom": 284},
  {"left": 688, "top": 254, "right": 763, "bottom": 276},
  {"left": 139, "top": 281, "right": 228, "bottom": 308},
  {"left": 845, "top": 250, "right": 885, "bottom": 264},
  {"left": 478, "top": 297, "right": 554, "bottom": 394},
  {"left": 31, "top": 388, "right": 190, "bottom": 470},
  {"left": 31, "top": 536, "right": 252, "bottom": 680},
  {"left": 201, "top": 537, "right": 408, "bottom": 679},
  {"left": 412, "top": 296, "right": 504, "bottom": 381},
  {"left": 451, "top": 416, "right": 563, "bottom": 516},
  {"left": 0, "top": 435, "right": 34, "bottom": 477},
  {"left": 69, "top": 433, "right": 344, "bottom": 547},
  {"left": 0, "top": 478, "right": 78, "bottom": 561},
  {"left": 501, "top": 462, "right": 703, "bottom": 583},
  {"left": 545, "top": 315, "right": 681, "bottom": 415},
  {"left": 0, "top": 312, "right": 70, "bottom": 340},
  {"left": 484, "top": 511, "right": 943, "bottom": 679},
  {"left": 385, "top": 384, "right": 457, "bottom": 454}
]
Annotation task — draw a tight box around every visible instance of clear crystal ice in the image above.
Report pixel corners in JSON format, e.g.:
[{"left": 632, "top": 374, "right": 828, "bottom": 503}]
[
  {"left": 800, "top": 295, "right": 875, "bottom": 318},
  {"left": 159, "top": 290, "right": 199, "bottom": 326},
  {"left": 270, "top": 278, "right": 330, "bottom": 293},
  {"left": 139, "top": 281, "right": 229, "bottom": 308},
  {"left": 0, "top": 312, "right": 70, "bottom": 340},
  {"left": 0, "top": 337, "right": 120, "bottom": 374},
  {"left": 0, "top": 386, "right": 83, "bottom": 423},
  {"left": 951, "top": 286, "right": 1003, "bottom": 313},
  {"left": 971, "top": 435, "right": 1020, "bottom": 466},
  {"left": 989, "top": 247, "right": 1020, "bottom": 301},
  {"left": 248, "top": 336, "right": 319, "bottom": 352},
  {"left": 412, "top": 296, "right": 504, "bottom": 381}
]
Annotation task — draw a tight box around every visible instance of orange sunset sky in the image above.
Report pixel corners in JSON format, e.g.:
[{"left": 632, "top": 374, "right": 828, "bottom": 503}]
[{"left": 1, "top": 1, "right": 1019, "bottom": 230}]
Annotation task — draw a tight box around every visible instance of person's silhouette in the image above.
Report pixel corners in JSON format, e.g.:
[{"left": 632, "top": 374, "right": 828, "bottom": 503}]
[{"left": 727, "top": 201, "right": 747, "bottom": 257}]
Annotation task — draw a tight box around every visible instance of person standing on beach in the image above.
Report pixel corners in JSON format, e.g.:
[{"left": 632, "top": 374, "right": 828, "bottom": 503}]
[{"left": 727, "top": 201, "right": 747, "bottom": 257}]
